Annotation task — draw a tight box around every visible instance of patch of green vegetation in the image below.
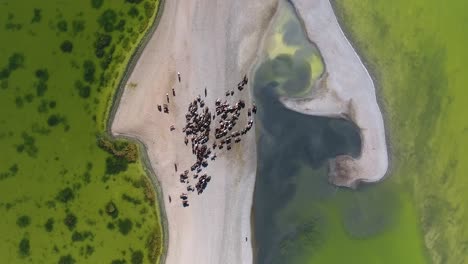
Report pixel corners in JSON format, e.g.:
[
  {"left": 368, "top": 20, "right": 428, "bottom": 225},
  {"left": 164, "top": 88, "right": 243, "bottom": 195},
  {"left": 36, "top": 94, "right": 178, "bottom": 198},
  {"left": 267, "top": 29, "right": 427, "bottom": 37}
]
[
  {"left": 64, "top": 213, "right": 78, "bottom": 231},
  {"left": 56, "top": 187, "right": 75, "bottom": 203},
  {"left": 16, "top": 215, "right": 31, "bottom": 228},
  {"left": 131, "top": 250, "right": 144, "bottom": 264},
  {"left": 118, "top": 218, "right": 133, "bottom": 235},
  {"left": 105, "top": 201, "right": 119, "bottom": 218},
  {"left": 333, "top": 0, "right": 468, "bottom": 263},
  {"left": 0, "top": 1, "right": 163, "bottom": 263},
  {"left": 44, "top": 218, "right": 54, "bottom": 232},
  {"left": 18, "top": 237, "right": 30, "bottom": 257},
  {"left": 58, "top": 254, "right": 75, "bottom": 264},
  {"left": 60, "top": 40, "right": 74, "bottom": 53}
]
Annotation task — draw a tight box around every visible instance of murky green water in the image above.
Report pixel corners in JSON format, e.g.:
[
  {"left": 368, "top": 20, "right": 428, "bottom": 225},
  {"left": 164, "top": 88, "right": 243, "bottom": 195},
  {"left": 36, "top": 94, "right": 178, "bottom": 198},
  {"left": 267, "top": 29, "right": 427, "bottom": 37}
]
[
  {"left": 253, "top": 1, "right": 426, "bottom": 263},
  {"left": 0, "top": 1, "right": 163, "bottom": 263}
]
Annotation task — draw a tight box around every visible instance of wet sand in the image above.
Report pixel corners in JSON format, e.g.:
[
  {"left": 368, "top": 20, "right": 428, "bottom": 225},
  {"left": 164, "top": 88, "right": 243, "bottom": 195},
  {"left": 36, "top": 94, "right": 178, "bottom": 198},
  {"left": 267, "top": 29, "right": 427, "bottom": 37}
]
[
  {"left": 111, "top": 0, "right": 277, "bottom": 263},
  {"left": 281, "top": 0, "right": 389, "bottom": 187}
]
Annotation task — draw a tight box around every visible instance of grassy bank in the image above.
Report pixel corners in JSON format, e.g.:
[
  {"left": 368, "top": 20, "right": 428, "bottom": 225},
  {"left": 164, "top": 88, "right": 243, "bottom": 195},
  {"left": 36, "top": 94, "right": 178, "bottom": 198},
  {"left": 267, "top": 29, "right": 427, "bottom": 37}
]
[
  {"left": 0, "top": 0, "right": 163, "bottom": 263},
  {"left": 333, "top": 0, "right": 468, "bottom": 263}
]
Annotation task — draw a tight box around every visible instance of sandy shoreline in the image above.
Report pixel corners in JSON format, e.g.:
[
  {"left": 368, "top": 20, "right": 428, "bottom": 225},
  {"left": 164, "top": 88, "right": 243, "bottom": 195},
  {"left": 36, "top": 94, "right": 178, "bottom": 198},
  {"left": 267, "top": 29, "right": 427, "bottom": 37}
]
[
  {"left": 111, "top": 0, "right": 277, "bottom": 263},
  {"left": 282, "top": 0, "right": 389, "bottom": 188}
]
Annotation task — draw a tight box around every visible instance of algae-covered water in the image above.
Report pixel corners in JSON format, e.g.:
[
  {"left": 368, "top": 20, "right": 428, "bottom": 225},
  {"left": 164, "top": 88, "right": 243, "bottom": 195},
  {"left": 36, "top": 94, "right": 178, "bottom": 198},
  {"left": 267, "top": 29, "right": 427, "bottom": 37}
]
[
  {"left": 0, "top": 1, "right": 163, "bottom": 263},
  {"left": 254, "top": 1, "right": 428, "bottom": 263},
  {"left": 333, "top": 0, "right": 468, "bottom": 263}
]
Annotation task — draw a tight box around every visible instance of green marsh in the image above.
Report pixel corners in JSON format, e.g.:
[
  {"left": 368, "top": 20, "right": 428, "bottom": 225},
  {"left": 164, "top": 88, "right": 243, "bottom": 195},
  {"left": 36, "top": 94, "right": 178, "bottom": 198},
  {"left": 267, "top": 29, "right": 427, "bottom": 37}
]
[
  {"left": 334, "top": 0, "right": 468, "bottom": 263},
  {"left": 0, "top": 1, "right": 163, "bottom": 263}
]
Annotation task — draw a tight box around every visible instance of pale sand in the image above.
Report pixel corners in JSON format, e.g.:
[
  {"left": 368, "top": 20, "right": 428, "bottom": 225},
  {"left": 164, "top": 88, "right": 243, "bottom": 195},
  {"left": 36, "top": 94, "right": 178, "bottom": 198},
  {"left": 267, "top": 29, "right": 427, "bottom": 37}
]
[
  {"left": 111, "top": 0, "right": 277, "bottom": 263},
  {"left": 279, "top": 0, "right": 389, "bottom": 188}
]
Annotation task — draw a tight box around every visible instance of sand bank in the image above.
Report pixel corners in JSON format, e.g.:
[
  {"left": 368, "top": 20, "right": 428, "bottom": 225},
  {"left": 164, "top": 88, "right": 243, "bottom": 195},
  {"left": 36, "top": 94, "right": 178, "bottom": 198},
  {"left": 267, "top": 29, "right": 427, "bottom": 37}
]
[
  {"left": 111, "top": 0, "right": 277, "bottom": 263},
  {"left": 280, "top": 0, "right": 389, "bottom": 187}
]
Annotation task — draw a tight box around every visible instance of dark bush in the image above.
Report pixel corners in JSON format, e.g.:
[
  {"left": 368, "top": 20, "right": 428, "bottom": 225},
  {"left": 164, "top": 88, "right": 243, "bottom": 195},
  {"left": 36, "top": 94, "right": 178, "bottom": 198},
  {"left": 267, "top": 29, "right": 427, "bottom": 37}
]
[
  {"left": 105, "top": 201, "right": 119, "bottom": 218},
  {"left": 18, "top": 238, "right": 30, "bottom": 257},
  {"left": 36, "top": 81, "right": 47, "bottom": 96},
  {"left": 126, "top": 0, "right": 143, "bottom": 3},
  {"left": 60, "top": 40, "right": 73, "bottom": 53},
  {"left": 128, "top": 7, "right": 139, "bottom": 18},
  {"left": 0, "top": 68, "right": 10, "bottom": 80},
  {"left": 49, "top": 101, "right": 56, "bottom": 108},
  {"left": 15, "top": 96, "right": 24, "bottom": 108},
  {"left": 8, "top": 53, "right": 25, "bottom": 71},
  {"left": 75, "top": 81, "right": 91, "bottom": 98},
  {"left": 71, "top": 231, "right": 92, "bottom": 242},
  {"left": 31, "top": 8, "right": 42, "bottom": 23},
  {"left": 47, "top": 114, "right": 63, "bottom": 127},
  {"left": 64, "top": 213, "right": 77, "bottom": 231},
  {"left": 105, "top": 156, "right": 128, "bottom": 175},
  {"left": 57, "top": 20, "right": 68, "bottom": 32},
  {"left": 16, "top": 215, "right": 31, "bottom": 228},
  {"left": 56, "top": 187, "right": 74, "bottom": 203},
  {"left": 58, "top": 254, "right": 75, "bottom": 264},
  {"left": 45, "top": 218, "right": 54, "bottom": 232},
  {"left": 98, "top": 9, "right": 117, "bottom": 32},
  {"left": 35, "top": 68, "right": 49, "bottom": 81},
  {"left": 111, "top": 260, "right": 126, "bottom": 264},
  {"left": 91, "top": 0, "right": 104, "bottom": 9},
  {"left": 94, "top": 34, "right": 112, "bottom": 58},
  {"left": 118, "top": 218, "right": 133, "bottom": 235},
  {"left": 131, "top": 250, "right": 144, "bottom": 264},
  {"left": 83, "top": 60, "right": 96, "bottom": 83}
]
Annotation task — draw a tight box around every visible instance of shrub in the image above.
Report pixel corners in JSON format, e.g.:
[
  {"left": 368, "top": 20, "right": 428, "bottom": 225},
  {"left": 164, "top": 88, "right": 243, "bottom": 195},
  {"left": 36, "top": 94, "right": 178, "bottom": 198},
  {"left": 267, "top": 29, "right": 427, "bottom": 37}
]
[
  {"left": 56, "top": 187, "right": 74, "bottom": 203},
  {"left": 16, "top": 215, "right": 31, "bottom": 228},
  {"left": 36, "top": 81, "right": 47, "bottom": 96},
  {"left": 126, "top": 0, "right": 143, "bottom": 3},
  {"left": 128, "top": 7, "right": 139, "bottom": 18},
  {"left": 47, "top": 114, "right": 63, "bottom": 126},
  {"left": 8, "top": 53, "right": 25, "bottom": 71},
  {"left": 64, "top": 213, "right": 77, "bottom": 231},
  {"left": 31, "top": 8, "right": 42, "bottom": 23},
  {"left": 60, "top": 40, "right": 73, "bottom": 53},
  {"left": 35, "top": 68, "right": 49, "bottom": 81},
  {"left": 91, "top": 0, "right": 104, "bottom": 9},
  {"left": 57, "top": 20, "right": 68, "bottom": 32},
  {"left": 131, "top": 250, "right": 144, "bottom": 264},
  {"left": 105, "top": 156, "right": 128, "bottom": 175},
  {"left": 75, "top": 80, "right": 91, "bottom": 98},
  {"left": 58, "top": 254, "right": 75, "bottom": 264},
  {"left": 105, "top": 201, "right": 119, "bottom": 218},
  {"left": 94, "top": 34, "right": 112, "bottom": 58},
  {"left": 18, "top": 238, "right": 30, "bottom": 257},
  {"left": 45, "top": 218, "right": 54, "bottom": 232},
  {"left": 118, "top": 218, "right": 133, "bottom": 235},
  {"left": 98, "top": 9, "right": 117, "bottom": 32},
  {"left": 83, "top": 60, "right": 96, "bottom": 83}
]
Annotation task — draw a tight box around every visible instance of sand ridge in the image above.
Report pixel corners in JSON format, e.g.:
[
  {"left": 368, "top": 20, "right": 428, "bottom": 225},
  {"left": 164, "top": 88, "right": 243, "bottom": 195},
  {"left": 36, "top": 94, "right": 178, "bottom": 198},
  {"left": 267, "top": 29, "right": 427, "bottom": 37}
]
[
  {"left": 111, "top": 0, "right": 277, "bottom": 263},
  {"left": 281, "top": 0, "right": 389, "bottom": 187}
]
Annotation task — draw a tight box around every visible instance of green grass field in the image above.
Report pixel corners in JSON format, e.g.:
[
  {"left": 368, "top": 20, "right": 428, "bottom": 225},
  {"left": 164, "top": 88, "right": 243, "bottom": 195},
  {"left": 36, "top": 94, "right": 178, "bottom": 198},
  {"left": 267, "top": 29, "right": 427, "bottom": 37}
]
[
  {"left": 0, "top": 1, "right": 163, "bottom": 263},
  {"left": 332, "top": 0, "right": 468, "bottom": 263}
]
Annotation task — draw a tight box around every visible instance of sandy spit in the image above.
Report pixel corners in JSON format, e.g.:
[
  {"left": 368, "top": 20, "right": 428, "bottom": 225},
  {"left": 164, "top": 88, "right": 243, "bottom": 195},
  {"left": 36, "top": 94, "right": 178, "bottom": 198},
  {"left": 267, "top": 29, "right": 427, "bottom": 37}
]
[
  {"left": 111, "top": 0, "right": 277, "bottom": 263},
  {"left": 280, "top": 0, "right": 389, "bottom": 188}
]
